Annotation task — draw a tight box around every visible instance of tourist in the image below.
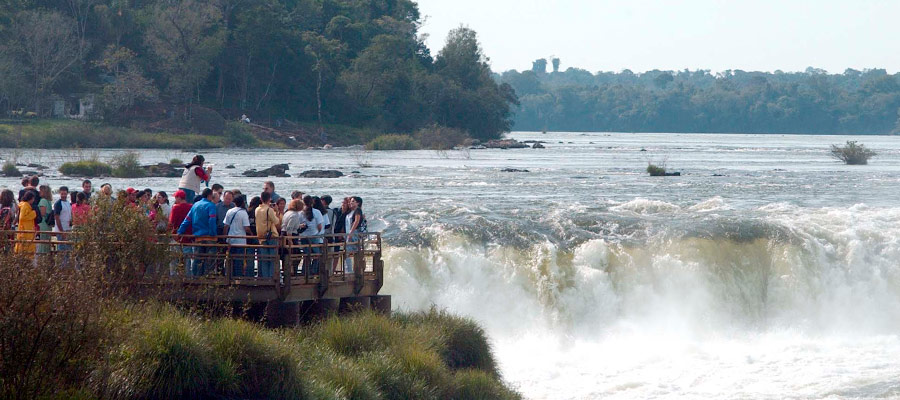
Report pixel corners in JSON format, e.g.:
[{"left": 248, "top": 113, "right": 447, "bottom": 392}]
[
  {"left": 81, "top": 179, "right": 92, "bottom": 201},
  {"left": 36, "top": 185, "right": 53, "bottom": 254},
  {"left": 216, "top": 190, "right": 234, "bottom": 236},
  {"left": 275, "top": 197, "right": 286, "bottom": 221},
  {"left": 53, "top": 186, "right": 72, "bottom": 252},
  {"left": 15, "top": 191, "right": 37, "bottom": 255},
  {"left": 281, "top": 199, "right": 304, "bottom": 237},
  {"left": 291, "top": 190, "right": 304, "bottom": 200},
  {"left": 137, "top": 189, "right": 152, "bottom": 215},
  {"left": 178, "top": 155, "right": 212, "bottom": 204},
  {"left": 247, "top": 196, "right": 261, "bottom": 237},
  {"left": 231, "top": 189, "right": 243, "bottom": 198},
  {"left": 71, "top": 192, "right": 91, "bottom": 227},
  {"left": 100, "top": 183, "right": 114, "bottom": 199},
  {"left": 263, "top": 181, "right": 281, "bottom": 204},
  {"left": 255, "top": 191, "right": 279, "bottom": 278},
  {"left": 0, "top": 190, "right": 15, "bottom": 251},
  {"left": 301, "top": 195, "right": 325, "bottom": 274},
  {"left": 332, "top": 197, "right": 349, "bottom": 238},
  {"left": 125, "top": 187, "right": 138, "bottom": 205},
  {"left": 149, "top": 191, "right": 171, "bottom": 232},
  {"left": 177, "top": 188, "right": 218, "bottom": 276},
  {"left": 52, "top": 187, "right": 72, "bottom": 265},
  {"left": 223, "top": 195, "right": 251, "bottom": 276},
  {"left": 321, "top": 195, "right": 335, "bottom": 234},
  {"left": 211, "top": 183, "right": 224, "bottom": 196},
  {"left": 344, "top": 196, "right": 367, "bottom": 274},
  {"left": 313, "top": 196, "right": 330, "bottom": 235},
  {"left": 20, "top": 176, "right": 41, "bottom": 226},
  {"left": 168, "top": 190, "right": 193, "bottom": 270}
]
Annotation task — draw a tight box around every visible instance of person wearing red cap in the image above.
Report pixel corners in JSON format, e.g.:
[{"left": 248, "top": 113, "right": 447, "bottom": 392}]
[{"left": 169, "top": 190, "right": 193, "bottom": 273}]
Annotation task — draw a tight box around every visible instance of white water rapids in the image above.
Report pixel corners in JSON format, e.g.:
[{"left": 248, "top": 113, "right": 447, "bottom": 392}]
[{"left": 5, "top": 132, "right": 900, "bottom": 398}]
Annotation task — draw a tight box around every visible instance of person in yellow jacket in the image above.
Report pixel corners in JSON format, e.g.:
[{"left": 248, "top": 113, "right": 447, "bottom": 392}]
[{"left": 15, "top": 191, "right": 37, "bottom": 255}]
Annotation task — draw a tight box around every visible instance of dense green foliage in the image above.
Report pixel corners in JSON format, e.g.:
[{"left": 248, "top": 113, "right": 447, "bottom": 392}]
[
  {"left": 0, "top": 0, "right": 516, "bottom": 141},
  {"left": 502, "top": 63, "right": 900, "bottom": 134},
  {"left": 59, "top": 159, "right": 112, "bottom": 177}
]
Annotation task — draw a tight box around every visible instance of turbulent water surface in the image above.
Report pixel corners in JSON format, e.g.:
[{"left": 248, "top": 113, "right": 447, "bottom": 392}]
[{"left": 6, "top": 132, "right": 900, "bottom": 399}]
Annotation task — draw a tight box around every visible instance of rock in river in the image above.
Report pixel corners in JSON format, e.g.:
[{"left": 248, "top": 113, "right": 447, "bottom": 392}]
[
  {"left": 299, "top": 169, "right": 344, "bottom": 178},
  {"left": 243, "top": 163, "right": 290, "bottom": 177}
]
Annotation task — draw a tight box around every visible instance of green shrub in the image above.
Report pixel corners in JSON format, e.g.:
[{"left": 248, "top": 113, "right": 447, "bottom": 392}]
[
  {"left": 362, "top": 352, "right": 440, "bottom": 400},
  {"left": 59, "top": 159, "right": 112, "bottom": 177},
  {"left": 300, "top": 344, "right": 381, "bottom": 400},
  {"left": 189, "top": 106, "right": 225, "bottom": 135},
  {"left": 366, "top": 134, "right": 421, "bottom": 150},
  {"left": 224, "top": 121, "right": 257, "bottom": 147},
  {"left": 111, "top": 151, "right": 146, "bottom": 178},
  {"left": 206, "top": 319, "right": 307, "bottom": 399},
  {"left": 103, "top": 313, "right": 219, "bottom": 400},
  {"left": 397, "top": 309, "right": 499, "bottom": 376},
  {"left": 2, "top": 161, "right": 21, "bottom": 177},
  {"left": 451, "top": 369, "right": 521, "bottom": 400},
  {"left": 831, "top": 140, "right": 876, "bottom": 165},
  {"left": 414, "top": 124, "right": 469, "bottom": 150},
  {"left": 313, "top": 312, "right": 407, "bottom": 357},
  {"left": 169, "top": 158, "right": 183, "bottom": 165},
  {"left": 647, "top": 163, "right": 666, "bottom": 176}
]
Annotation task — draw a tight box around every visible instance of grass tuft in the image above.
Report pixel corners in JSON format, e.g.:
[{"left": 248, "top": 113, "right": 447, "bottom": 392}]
[
  {"left": 451, "top": 369, "right": 521, "bottom": 400},
  {"left": 366, "top": 134, "right": 421, "bottom": 150},
  {"left": 59, "top": 159, "right": 112, "bottom": 177}
]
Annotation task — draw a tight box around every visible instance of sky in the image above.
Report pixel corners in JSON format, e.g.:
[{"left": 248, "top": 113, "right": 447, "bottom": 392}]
[{"left": 415, "top": 0, "right": 899, "bottom": 74}]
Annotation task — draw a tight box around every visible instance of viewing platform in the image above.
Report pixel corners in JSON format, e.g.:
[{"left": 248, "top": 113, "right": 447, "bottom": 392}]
[{"left": 5, "top": 231, "right": 389, "bottom": 324}]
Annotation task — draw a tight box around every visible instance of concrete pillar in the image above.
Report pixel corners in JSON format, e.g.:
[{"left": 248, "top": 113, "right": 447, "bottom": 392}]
[
  {"left": 299, "top": 299, "right": 340, "bottom": 322},
  {"left": 370, "top": 295, "right": 391, "bottom": 315},
  {"left": 264, "top": 300, "right": 300, "bottom": 328},
  {"left": 339, "top": 296, "right": 371, "bottom": 314}
]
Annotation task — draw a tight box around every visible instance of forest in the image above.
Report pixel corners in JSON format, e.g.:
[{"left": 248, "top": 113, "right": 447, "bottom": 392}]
[
  {"left": 0, "top": 0, "right": 517, "bottom": 142},
  {"left": 502, "top": 59, "right": 900, "bottom": 134}
]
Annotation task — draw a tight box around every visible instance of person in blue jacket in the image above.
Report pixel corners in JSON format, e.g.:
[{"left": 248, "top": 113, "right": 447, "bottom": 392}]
[{"left": 177, "top": 188, "right": 218, "bottom": 276}]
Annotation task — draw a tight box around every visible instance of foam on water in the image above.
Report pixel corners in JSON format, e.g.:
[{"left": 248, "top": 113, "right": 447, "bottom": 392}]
[{"left": 383, "top": 198, "right": 900, "bottom": 399}]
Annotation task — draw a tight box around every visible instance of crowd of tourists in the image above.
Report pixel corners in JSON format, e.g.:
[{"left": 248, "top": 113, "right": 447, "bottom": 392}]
[{"left": 1, "top": 155, "right": 368, "bottom": 278}]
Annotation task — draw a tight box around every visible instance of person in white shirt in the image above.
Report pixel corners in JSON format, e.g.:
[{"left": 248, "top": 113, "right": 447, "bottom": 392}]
[
  {"left": 53, "top": 186, "right": 73, "bottom": 266},
  {"left": 223, "top": 195, "right": 251, "bottom": 276}
]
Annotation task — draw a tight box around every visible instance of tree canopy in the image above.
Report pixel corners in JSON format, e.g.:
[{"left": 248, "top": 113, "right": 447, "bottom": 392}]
[
  {"left": 0, "top": 0, "right": 516, "bottom": 141},
  {"left": 501, "top": 64, "right": 900, "bottom": 134}
]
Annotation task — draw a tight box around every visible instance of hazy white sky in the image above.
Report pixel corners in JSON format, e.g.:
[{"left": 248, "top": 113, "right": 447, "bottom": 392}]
[{"left": 416, "top": 0, "right": 899, "bottom": 74}]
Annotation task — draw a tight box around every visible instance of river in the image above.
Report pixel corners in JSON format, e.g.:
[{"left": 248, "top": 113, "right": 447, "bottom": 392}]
[{"left": 4, "top": 132, "right": 900, "bottom": 399}]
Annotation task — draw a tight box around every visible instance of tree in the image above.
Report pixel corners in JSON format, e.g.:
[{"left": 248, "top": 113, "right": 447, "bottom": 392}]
[
  {"left": 5, "top": 10, "right": 80, "bottom": 115},
  {"left": 434, "top": 26, "right": 516, "bottom": 140},
  {"left": 303, "top": 32, "right": 345, "bottom": 140},
  {"left": 144, "top": 0, "right": 224, "bottom": 105},
  {"left": 95, "top": 45, "right": 158, "bottom": 117}
]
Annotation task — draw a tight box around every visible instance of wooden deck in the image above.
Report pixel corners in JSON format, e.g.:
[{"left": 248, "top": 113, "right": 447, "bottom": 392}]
[{"left": 5, "top": 230, "right": 387, "bottom": 308}]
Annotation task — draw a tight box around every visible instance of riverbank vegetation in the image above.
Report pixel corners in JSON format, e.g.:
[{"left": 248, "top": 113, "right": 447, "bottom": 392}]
[
  {"left": 0, "top": 191, "right": 519, "bottom": 400},
  {"left": 0, "top": 0, "right": 516, "bottom": 148},
  {"left": 0, "top": 120, "right": 284, "bottom": 149},
  {"left": 503, "top": 61, "right": 900, "bottom": 134}
]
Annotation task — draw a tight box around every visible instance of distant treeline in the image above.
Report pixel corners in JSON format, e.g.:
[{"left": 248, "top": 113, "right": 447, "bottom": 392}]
[
  {"left": 0, "top": 0, "right": 516, "bottom": 141},
  {"left": 501, "top": 60, "right": 900, "bottom": 134}
]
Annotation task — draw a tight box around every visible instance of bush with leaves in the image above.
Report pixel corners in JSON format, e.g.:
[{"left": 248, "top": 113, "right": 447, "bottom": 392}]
[
  {"left": 831, "top": 140, "right": 876, "bottom": 165},
  {"left": 415, "top": 124, "right": 470, "bottom": 150},
  {"left": 111, "top": 151, "right": 146, "bottom": 178}
]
